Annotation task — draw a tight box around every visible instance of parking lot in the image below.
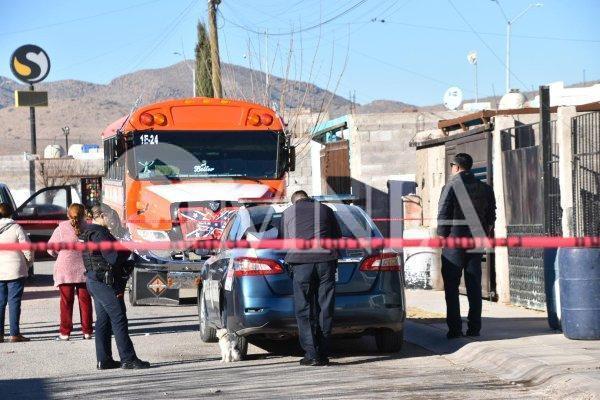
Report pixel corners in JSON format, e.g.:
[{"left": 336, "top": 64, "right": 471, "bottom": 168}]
[{"left": 0, "top": 262, "right": 553, "bottom": 399}]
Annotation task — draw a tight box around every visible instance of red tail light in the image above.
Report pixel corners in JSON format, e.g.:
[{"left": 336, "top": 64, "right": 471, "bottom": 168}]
[
  {"left": 140, "top": 112, "right": 154, "bottom": 126},
  {"left": 360, "top": 253, "right": 401, "bottom": 272},
  {"left": 233, "top": 257, "right": 283, "bottom": 276},
  {"left": 261, "top": 113, "right": 274, "bottom": 126}
]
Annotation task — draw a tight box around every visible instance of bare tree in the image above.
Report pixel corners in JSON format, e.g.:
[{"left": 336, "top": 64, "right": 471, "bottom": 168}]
[{"left": 36, "top": 158, "right": 102, "bottom": 189}]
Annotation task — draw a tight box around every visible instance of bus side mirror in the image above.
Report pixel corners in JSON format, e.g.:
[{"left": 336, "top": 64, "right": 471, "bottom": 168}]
[{"left": 288, "top": 146, "right": 296, "bottom": 172}]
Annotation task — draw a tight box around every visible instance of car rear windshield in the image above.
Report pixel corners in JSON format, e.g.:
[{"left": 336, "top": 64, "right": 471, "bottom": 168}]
[{"left": 247, "top": 206, "right": 381, "bottom": 239}]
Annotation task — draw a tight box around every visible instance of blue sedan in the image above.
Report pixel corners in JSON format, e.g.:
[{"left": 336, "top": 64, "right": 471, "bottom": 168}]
[{"left": 197, "top": 203, "right": 406, "bottom": 358}]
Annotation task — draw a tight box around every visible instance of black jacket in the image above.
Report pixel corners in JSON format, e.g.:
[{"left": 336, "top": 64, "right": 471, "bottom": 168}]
[
  {"left": 437, "top": 171, "right": 496, "bottom": 238},
  {"left": 80, "top": 224, "right": 131, "bottom": 288},
  {"left": 280, "top": 199, "right": 342, "bottom": 263}
]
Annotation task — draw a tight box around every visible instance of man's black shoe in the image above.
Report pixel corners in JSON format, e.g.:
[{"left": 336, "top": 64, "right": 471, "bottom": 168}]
[
  {"left": 121, "top": 358, "right": 151, "bottom": 369},
  {"left": 97, "top": 360, "right": 121, "bottom": 370},
  {"left": 299, "top": 357, "right": 316, "bottom": 366},
  {"left": 446, "top": 331, "right": 463, "bottom": 339},
  {"left": 299, "top": 357, "right": 329, "bottom": 366},
  {"left": 465, "top": 329, "right": 480, "bottom": 337},
  {"left": 316, "top": 357, "right": 330, "bottom": 366}
]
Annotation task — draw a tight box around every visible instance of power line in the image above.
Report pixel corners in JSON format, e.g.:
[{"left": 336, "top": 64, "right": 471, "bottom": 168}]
[
  {"left": 127, "top": 0, "right": 198, "bottom": 74},
  {"left": 378, "top": 19, "right": 600, "bottom": 44},
  {"left": 218, "top": 0, "right": 370, "bottom": 37},
  {"left": 0, "top": 0, "right": 168, "bottom": 36},
  {"left": 446, "top": 0, "right": 529, "bottom": 90}
]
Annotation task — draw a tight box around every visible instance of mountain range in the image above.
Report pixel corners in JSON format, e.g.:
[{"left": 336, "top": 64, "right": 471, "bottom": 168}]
[
  {"left": 0, "top": 62, "right": 423, "bottom": 156},
  {"left": 0, "top": 61, "right": 594, "bottom": 156}
]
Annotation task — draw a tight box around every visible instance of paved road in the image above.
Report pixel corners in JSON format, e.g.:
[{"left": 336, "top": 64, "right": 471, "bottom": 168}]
[{"left": 1, "top": 262, "right": 548, "bottom": 399}]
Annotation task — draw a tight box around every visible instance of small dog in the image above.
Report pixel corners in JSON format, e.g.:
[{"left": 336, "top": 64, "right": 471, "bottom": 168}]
[{"left": 216, "top": 329, "right": 242, "bottom": 363}]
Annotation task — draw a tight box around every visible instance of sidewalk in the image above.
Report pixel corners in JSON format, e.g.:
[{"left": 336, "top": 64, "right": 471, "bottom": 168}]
[{"left": 404, "top": 289, "right": 600, "bottom": 399}]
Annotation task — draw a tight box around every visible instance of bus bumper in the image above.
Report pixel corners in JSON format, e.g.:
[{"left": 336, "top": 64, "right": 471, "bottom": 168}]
[{"left": 129, "top": 262, "right": 203, "bottom": 306}]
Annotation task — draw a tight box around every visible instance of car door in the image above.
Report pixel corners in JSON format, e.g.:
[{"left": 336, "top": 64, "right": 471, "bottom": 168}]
[
  {"left": 13, "top": 186, "right": 73, "bottom": 244},
  {"left": 205, "top": 213, "right": 241, "bottom": 325}
]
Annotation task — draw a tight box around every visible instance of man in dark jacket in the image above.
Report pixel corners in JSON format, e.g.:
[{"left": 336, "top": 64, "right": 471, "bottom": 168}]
[
  {"left": 437, "top": 153, "right": 496, "bottom": 339},
  {"left": 281, "top": 191, "right": 342, "bottom": 366}
]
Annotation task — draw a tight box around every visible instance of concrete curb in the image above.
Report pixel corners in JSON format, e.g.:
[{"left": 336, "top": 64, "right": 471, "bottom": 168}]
[{"left": 405, "top": 320, "right": 600, "bottom": 399}]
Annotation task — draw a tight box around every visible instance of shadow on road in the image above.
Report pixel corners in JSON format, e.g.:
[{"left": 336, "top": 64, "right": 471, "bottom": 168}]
[
  {"left": 410, "top": 315, "right": 557, "bottom": 341},
  {"left": 0, "top": 378, "right": 51, "bottom": 400}
]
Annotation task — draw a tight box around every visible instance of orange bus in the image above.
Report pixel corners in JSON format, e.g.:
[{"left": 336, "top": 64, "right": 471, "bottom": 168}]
[{"left": 101, "top": 97, "right": 295, "bottom": 305}]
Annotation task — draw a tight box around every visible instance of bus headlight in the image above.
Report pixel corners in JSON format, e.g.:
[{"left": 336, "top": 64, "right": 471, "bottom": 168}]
[{"left": 137, "top": 229, "right": 170, "bottom": 242}]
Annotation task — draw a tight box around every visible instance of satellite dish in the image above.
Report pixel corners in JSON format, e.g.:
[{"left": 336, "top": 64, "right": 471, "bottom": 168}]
[
  {"left": 443, "top": 87, "right": 463, "bottom": 110},
  {"left": 467, "top": 51, "right": 478, "bottom": 65}
]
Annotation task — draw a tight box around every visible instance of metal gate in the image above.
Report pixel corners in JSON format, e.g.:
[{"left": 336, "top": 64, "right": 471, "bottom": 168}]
[
  {"left": 501, "top": 118, "right": 561, "bottom": 310},
  {"left": 572, "top": 111, "right": 600, "bottom": 236},
  {"left": 320, "top": 139, "right": 351, "bottom": 195}
]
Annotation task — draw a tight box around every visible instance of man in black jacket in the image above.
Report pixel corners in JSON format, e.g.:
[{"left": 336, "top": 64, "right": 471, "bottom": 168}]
[
  {"left": 437, "top": 153, "right": 496, "bottom": 339},
  {"left": 281, "top": 191, "right": 342, "bottom": 366}
]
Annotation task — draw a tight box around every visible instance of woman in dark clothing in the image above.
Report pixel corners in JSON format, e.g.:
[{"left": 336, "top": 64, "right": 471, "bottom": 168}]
[{"left": 81, "top": 205, "right": 150, "bottom": 370}]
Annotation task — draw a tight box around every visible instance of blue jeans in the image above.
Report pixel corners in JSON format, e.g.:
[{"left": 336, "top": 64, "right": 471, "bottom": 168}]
[
  {"left": 86, "top": 276, "right": 137, "bottom": 363},
  {"left": 0, "top": 278, "right": 26, "bottom": 337}
]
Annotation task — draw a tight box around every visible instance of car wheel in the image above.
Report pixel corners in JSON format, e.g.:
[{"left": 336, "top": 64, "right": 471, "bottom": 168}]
[
  {"left": 221, "top": 296, "right": 248, "bottom": 359},
  {"left": 198, "top": 286, "right": 217, "bottom": 343},
  {"left": 375, "top": 329, "right": 404, "bottom": 353}
]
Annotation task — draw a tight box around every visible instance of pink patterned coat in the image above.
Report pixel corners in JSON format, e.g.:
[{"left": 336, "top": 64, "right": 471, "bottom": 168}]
[{"left": 48, "top": 221, "right": 87, "bottom": 287}]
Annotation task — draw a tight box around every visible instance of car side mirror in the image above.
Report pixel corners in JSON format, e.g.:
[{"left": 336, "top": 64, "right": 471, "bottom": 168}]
[{"left": 18, "top": 206, "right": 37, "bottom": 218}]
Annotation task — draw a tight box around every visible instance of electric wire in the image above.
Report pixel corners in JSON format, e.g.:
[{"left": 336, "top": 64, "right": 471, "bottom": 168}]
[
  {"left": 218, "top": 0, "right": 369, "bottom": 36},
  {"left": 446, "top": 0, "right": 529, "bottom": 90}
]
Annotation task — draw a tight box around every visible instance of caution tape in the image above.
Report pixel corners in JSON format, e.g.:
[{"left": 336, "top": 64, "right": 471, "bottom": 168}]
[{"left": 0, "top": 237, "right": 599, "bottom": 252}]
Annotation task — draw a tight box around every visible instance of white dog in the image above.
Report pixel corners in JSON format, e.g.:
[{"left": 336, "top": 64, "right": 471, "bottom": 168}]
[{"left": 216, "top": 329, "right": 242, "bottom": 363}]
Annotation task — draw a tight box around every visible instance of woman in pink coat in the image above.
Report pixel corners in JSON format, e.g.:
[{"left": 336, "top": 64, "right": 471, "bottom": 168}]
[{"left": 48, "top": 203, "right": 93, "bottom": 340}]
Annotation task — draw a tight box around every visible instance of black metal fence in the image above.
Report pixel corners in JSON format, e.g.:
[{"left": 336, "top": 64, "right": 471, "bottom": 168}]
[
  {"left": 572, "top": 112, "right": 600, "bottom": 237},
  {"left": 501, "top": 119, "right": 559, "bottom": 310}
]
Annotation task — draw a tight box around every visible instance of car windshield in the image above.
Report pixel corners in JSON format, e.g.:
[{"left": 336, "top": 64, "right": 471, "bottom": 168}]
[
  {"left": 132, "top": 130, "right": 282, "bottom": 180},
  {"left": 244, "top": 205, "right": 381, "bottom": 239}
]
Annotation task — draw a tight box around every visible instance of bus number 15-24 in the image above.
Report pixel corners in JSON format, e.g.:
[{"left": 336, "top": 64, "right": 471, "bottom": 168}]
[{"left": 140, "top": 134, "right": 159, "bottom": 145}]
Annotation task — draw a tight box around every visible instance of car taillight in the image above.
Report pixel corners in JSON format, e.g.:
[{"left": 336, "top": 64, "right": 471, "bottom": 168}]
[
  {"left": 233, "top": 257, "right": 283, "bottom": 276},
  {"left": 360, "top": 253, "right": 401, "bottom": 272}
]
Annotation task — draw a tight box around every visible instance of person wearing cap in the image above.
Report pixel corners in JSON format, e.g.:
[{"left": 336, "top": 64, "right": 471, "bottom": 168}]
[{"left": 437, "top": 153, "right": 496, "bottom": 339}]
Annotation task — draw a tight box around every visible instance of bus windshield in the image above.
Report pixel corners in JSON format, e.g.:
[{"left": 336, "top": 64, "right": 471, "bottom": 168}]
[{"left": 131, "top": 130, "right": 283, "bottom": 180}]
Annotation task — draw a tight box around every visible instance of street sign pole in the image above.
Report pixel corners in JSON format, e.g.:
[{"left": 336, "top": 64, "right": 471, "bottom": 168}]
[
  {"left": 29, "top": 84, "right": 37, "bottom": 193},
  {"left": 10, "top": 44, "right": 51, "bottom": 195}
]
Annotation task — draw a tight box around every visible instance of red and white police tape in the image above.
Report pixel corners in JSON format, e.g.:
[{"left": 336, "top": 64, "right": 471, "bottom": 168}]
[{"left": 1, "top": 236, "right": 599, "bottom": 252}]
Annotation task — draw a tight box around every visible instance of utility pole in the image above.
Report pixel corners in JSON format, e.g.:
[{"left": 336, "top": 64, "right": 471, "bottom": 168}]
[
  {"left": 265, "top": 28, "right": 269, "bottom": 104},
  {"left": 207, "top": 0, "right": 222, "bottom": 98},
  {"left": 491, "top": 1, "right": 543, "bottom": 93}
]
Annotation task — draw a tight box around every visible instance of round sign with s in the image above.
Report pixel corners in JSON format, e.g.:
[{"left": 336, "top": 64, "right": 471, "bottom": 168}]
[{"left": 10, "top": 44, "right": 51, "bottom": 84}]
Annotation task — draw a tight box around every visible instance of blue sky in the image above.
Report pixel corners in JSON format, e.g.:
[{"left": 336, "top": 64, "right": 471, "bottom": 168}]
[{"left": 1, "top": 0, "right": 598, "bottom": 106}]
